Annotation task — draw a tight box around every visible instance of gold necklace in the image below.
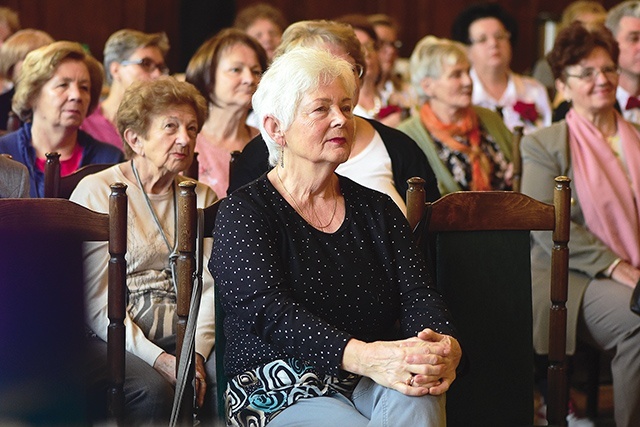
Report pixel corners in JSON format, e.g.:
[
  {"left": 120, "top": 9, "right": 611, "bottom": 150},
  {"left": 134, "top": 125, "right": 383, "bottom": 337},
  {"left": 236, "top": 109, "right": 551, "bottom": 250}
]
[{"left": 276, "top": 167, "right": 338, "bottom": 230}]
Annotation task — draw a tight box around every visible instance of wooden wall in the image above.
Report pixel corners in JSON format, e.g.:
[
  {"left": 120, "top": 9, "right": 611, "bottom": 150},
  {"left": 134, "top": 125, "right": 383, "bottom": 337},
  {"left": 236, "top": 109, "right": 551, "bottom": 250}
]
[{"left": 3, "top": 0, "right": 622, "bottom": 75}]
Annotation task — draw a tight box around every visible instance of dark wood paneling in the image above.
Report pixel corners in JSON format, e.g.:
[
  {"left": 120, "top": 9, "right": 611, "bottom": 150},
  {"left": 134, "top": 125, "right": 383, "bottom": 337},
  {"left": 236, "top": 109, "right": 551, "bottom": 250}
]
[
  {"left": 236, "top": 0, "right": 619, "bottom": 74},
  {"left": 1, "top": 0, "right": 623, "bottom": 75}
]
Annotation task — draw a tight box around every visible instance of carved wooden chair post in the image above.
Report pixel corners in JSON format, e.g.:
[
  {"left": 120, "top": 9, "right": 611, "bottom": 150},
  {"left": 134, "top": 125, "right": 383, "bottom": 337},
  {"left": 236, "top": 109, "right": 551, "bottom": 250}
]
[
  {"left": 43, "top": 151, "right": 113, "bottom": 198},
  {"left": 175, "top": 181, "right": 198, "bottom": 424},
  {"left": 107, "top": 183, "right": 129, "bottom": 425},
  {"left": 44, "top": 152, "right": 61, "bottom": 198},
  {"left": 547, "top": 177, "right": 571, "bottom": 426}
]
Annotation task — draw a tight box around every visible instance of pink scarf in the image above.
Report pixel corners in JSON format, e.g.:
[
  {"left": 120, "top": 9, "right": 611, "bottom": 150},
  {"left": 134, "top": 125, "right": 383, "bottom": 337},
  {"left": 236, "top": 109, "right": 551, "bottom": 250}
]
[{"left": 566, "top": 109, "right": 640, "bottom": 267}]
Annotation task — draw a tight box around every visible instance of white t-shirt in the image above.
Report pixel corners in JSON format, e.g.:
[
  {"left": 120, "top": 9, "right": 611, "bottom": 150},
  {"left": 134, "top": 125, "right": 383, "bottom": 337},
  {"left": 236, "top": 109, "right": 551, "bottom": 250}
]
[{"left": 336, "top": 130, "right": 406, "bottom": 215}]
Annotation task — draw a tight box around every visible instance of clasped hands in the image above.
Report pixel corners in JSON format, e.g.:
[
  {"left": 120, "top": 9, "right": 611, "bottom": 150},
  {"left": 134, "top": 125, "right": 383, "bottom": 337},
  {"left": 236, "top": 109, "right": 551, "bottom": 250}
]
[{"left": 342, "top": 328, "right": 462, "bottom": 397}]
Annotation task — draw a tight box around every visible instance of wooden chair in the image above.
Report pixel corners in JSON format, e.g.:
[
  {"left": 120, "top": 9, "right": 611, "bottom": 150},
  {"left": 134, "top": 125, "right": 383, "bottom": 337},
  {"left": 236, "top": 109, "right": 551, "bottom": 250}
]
[
  {"left": 406, "top": 175, "right": 571, "bottom": 427},
  {"left": 43, "top": 152, "right": 112, "bottom": 198},
  {"left": 174, "top": 181, "right": 223, "bottom": 424},
  {"left": 0, "top": 183, "right": 128, "bottom": 424}
]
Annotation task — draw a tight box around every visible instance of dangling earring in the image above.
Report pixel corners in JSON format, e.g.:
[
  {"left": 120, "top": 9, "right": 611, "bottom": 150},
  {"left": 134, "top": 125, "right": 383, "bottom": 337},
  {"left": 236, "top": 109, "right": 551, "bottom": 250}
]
[{"left": 280, "top": 144, "right": 285, "bottom": 168}]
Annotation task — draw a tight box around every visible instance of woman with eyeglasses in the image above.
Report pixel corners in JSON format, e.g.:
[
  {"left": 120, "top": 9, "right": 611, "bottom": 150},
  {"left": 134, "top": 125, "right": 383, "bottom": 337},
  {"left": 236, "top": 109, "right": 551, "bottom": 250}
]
[
  {"left": 368, "top": 14, "right": 415, "bottom": 119},
  {"left": 521, "top": 23, "right": 640, "bottom": 427},
  {"left": 0, "top": 41, "right": 123, "bottom": 197},
  {"left": 185, "top": 28, "right": 267, "bottom": 197},
  {"left": 451, "top": 3, "right": 552, "bottom": 134},
  {"left": 81, "top": 29, "right": 170, "bottom": 150},
  {"left": 336, "top": 14, "right": 403, "bottom": 128}
]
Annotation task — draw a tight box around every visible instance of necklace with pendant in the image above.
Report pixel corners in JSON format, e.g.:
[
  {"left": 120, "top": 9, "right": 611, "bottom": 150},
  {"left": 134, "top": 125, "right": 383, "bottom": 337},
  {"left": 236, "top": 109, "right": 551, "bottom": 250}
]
[{"left": 276, "top": 166, "right": 337, "bottom": 231}]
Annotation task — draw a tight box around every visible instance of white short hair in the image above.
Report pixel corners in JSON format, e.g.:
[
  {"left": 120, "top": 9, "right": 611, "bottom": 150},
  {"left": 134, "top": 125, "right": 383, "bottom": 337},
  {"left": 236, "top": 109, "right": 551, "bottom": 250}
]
[{"left": 252, "top": 46, "right": 357, "bottom": 166}]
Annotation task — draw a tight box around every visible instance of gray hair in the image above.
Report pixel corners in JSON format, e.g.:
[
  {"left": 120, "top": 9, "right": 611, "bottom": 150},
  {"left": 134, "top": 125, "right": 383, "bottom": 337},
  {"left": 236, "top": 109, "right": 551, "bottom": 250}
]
[
  {"left": 606, "top": 1, "right": 640, "bottom": 36},
  {"left": 252, "top": 47, "right": 357, "bottom": 166},
  {"left": 102, "top": 29, "right": 169, "bottom": 84},
  {"left": 410, "top": 36, "right": 469, "bottom": 101}
]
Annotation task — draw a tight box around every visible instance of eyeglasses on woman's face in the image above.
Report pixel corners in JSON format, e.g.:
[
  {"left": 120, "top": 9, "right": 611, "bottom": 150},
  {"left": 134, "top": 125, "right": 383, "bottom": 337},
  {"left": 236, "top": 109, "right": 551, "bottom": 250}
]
[
  {"left": 120, "top": 57, "right": 169, "bottom": 75},
  {"left": 564, "top": 65, "right": 620, "bottom": 83}
]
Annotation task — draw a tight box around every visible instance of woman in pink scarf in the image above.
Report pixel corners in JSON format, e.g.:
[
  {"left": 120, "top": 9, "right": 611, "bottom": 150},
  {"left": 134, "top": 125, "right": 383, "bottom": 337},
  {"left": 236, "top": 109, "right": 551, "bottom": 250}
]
[{"left": 521, "top": 23, "right": 640, "bottom": 427}]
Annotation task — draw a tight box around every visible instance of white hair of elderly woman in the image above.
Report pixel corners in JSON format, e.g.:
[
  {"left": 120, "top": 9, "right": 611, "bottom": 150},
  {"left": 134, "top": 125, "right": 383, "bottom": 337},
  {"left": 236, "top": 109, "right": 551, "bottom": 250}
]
[
  {"left": 409, "top": 35, "right": 469, "bottom": 101},
  {"left": 251, "top": 46, "right": 358, "bottom": 166}
]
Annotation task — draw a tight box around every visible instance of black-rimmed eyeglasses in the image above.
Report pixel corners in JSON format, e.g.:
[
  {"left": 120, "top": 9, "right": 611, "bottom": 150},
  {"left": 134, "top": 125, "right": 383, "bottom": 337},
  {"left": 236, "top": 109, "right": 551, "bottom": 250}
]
[{"left": 120, "top": 57, "right": 169, "bottom": 75}]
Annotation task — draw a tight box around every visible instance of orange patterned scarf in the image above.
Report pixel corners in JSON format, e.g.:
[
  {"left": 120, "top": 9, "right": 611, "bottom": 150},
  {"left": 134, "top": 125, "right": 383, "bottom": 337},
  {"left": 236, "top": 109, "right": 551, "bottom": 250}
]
[{"left": 420, "top": 103, "right": 492, "bottom": 191}]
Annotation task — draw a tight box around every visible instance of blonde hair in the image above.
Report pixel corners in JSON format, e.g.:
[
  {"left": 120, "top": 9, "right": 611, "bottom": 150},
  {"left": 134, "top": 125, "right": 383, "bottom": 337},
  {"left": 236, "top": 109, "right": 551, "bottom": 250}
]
[
  {"left": 560, "top": 1, "right": 606, "bottom": 30},
  {"left": 274, "top": 20, "right": 366, "bottom": 77},
  {"left": 0, "top": 7, "right": 20, "bottom": 39},
  {"left": 12, "top": 41, "right": 103, "bottom": 122},
  {"left": 410, "top": 36, "right": 469, "bottom": 100},
  {"left": 0, "top": 29, "right": 54, "bottom": 80}
]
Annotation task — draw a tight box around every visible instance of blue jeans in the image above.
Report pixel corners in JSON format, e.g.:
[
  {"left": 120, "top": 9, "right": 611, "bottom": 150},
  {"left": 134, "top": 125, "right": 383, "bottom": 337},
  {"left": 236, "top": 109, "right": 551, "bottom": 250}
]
[{"left": 268, "top": 377, "right": 446, "bottom": 427}]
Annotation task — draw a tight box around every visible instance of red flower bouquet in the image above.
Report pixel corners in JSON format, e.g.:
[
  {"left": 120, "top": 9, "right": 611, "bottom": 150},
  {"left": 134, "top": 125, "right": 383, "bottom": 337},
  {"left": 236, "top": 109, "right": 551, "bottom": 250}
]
[{"left": 513, "top": 101, "right": 539, "bottom": 123}]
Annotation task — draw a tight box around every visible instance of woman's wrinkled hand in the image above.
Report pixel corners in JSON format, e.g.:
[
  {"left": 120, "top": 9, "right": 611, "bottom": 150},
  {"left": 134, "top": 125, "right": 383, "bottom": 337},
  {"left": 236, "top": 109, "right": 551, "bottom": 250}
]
[
  {"left": 403, "top": 328, "right": 462, "bottom": 395},
  {"left": 342, "top": 332, "right": 461, "bottom": 396},
  {"left": 195, "top": 353, "right": 207, "bottom": 408}
]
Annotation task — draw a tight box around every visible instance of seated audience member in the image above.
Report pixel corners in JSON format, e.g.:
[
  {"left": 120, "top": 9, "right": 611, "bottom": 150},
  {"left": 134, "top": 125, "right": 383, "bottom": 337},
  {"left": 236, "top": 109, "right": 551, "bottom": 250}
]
[
  {"left": 606, "top": 1, "right": 640, "bottom": 125},
  {"left": 547, "top": 1, "right": 608, "bottom": 122},
  {"left": 0, "top": 29, "right": 54, "bottom": 131},
  {"left": 211, "top": 46, "right": 461, "bottom": 427},
  {"left": 70, "top": 77, "right": 217, "bottom": 424},
  {"left": 0, "top": 6, "right": 20, "bottom": 94},
  {"left": 185, "top": 28, "right": 267, "bottom": 197},
  {"left": 398, "top": 36, "right": 513, "bottom": 195},
  {"left": 451, "top": 3, "right": 552, "bottom": 134},
  {"left": 228, "top": 20, "right": 440, "bottom": 212},
  {"left": 233, "top": 2, "right": 287, "bottom": 63},
  {"left": 0, "top": 6, "right": 19, "bottom": 47},
  {"left": 521, "top": 23, "right": 640, "bottom": 427},
  {"left": 336, "top": 14, "right": 402, "bottom": 127},
  {"left": 81, "top": 29, "right": 169, "bottom": 150},
  {"left": 368, "top": 13, "right": 416, "bottom": 118},
  {"left": 0, "top": 154, "right": 29, "bottom": 197},
  {"left": 533, "top": 1, "right": 606, "bottom": 104},
  {"left": 0, "top": 41, "right": 124, "bottom": 197}
]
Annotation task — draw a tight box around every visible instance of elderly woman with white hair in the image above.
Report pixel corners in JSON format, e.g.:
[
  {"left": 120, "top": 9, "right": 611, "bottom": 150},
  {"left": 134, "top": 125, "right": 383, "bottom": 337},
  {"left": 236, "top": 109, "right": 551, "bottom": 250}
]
[
  {"left": 398, "top": 36, "right": 513, "bottom": 195},
  {"left": 210, "top": 46, "right": 461, "bottom": 427}
]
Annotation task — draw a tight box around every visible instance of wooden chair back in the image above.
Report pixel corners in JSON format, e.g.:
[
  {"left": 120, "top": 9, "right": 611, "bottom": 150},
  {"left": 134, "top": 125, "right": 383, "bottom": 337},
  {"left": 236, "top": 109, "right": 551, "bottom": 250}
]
[
  {"left": 175, "top": 181, "right": 222, "bottom": 423},
  {"left": 406, "top": 176, "right": 571, "bottom": 427},
  {"left": 43, "top": 152, "right": 112, "bottom": 198},
  {"left": 0, "top": 183, "right": 128, "bottom": 424}
]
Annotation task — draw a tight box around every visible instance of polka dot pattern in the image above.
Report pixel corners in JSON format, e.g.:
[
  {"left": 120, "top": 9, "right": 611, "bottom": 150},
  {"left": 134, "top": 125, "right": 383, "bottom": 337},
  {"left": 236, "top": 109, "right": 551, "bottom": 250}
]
[{"left": 210, "top": 174, "right": 455, "bottom": 378}]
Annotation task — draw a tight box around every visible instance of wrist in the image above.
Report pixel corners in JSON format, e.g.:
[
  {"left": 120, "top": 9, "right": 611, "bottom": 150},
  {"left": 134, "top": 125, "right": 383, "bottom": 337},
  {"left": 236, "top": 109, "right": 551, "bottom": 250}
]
[
  {"left": 604, "top": 258, "right": 623, "bottom": 278},
  {"left": 341, "top": 338, "right": 367, "bottom": 375}
]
